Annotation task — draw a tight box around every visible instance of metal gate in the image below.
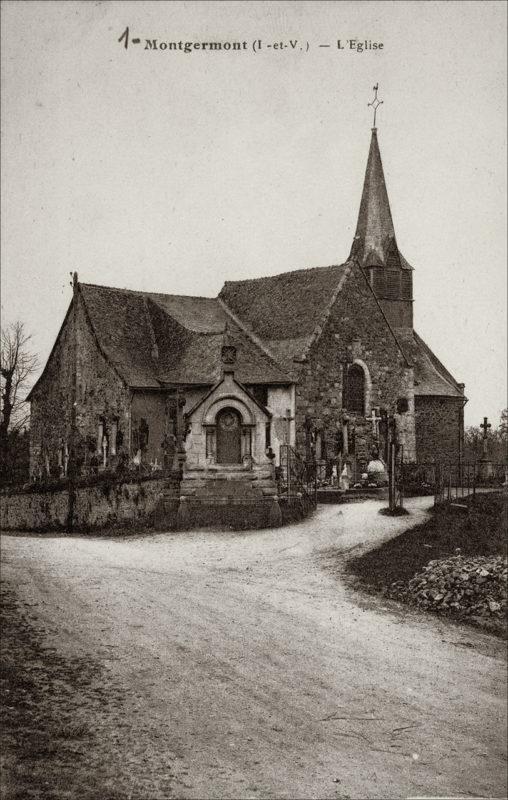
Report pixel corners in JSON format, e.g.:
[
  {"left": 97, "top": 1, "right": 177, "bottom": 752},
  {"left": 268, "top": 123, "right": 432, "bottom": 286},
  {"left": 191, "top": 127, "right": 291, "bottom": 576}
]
[{"left": 279, "top": 445, "right": 317, "bottom": 509}]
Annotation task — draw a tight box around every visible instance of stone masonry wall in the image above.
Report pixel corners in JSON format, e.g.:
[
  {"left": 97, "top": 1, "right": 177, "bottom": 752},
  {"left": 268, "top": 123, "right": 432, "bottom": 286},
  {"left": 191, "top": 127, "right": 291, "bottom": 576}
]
[
  {"left": 30, "top": 293, "right": 130, "bottom": 478},
  {"left": 415, "top": 396, "right": 464, "bottom": 464},
  {"left": 0, "top": 475, "right": 179, "bottom": 532},
  {"left": 294, "top": 264, "right": 416, "bottom": 465}
]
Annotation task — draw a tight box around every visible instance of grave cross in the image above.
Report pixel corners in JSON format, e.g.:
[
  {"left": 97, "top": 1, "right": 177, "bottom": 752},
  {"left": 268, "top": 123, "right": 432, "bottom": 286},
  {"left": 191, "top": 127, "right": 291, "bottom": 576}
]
[
  {"left": 371, "top": 408, "right": 382, "bottom": 438},
  {"left": 480, "top": 416, "right": 491, "bottom": 439},
  {"left": 282, "top": 408, "right": 294, "bottom": 445}
]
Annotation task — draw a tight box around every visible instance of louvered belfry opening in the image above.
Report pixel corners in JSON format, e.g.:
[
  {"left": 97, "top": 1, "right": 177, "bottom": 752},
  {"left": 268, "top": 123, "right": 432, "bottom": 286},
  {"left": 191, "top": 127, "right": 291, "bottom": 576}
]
[
  {"left": 401, "top": 270, "right": 413, "bottom": 300},
  {"left": 369, "top": 265, "right": 412, "bottom": 303},
  {"left": 370, "top": 267, "right": 385, "bottom": 297},
  {"left": 385, "top": 269, "right": 400, "bottom": 300}
]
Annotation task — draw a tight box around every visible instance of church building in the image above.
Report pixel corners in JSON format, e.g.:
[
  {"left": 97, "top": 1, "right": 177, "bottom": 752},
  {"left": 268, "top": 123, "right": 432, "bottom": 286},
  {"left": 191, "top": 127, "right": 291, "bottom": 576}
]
[{"left": 28, "top": 117, "right": 466, "bottom": 525}]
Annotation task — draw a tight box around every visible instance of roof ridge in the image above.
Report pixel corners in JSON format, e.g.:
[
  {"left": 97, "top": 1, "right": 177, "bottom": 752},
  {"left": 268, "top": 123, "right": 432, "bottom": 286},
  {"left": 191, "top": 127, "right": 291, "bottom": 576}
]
[
  {"left": 80, "top": 282, "right": 216, "bottom": 302},
  {"left": 222, "top": 263, "right": 346, "bottom": 287},
  {"left": 300, "top": 262, "right": 354, "bottom": 359}
]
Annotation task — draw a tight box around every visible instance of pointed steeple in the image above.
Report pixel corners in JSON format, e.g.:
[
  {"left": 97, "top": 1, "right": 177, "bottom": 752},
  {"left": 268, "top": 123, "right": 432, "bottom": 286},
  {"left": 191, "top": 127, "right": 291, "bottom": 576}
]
[
  {"left": 349, "top": 128, "right": 402, "bottom": 269},
  {"left": 348, "top": 90, "right": 414, "bottom": 328}
]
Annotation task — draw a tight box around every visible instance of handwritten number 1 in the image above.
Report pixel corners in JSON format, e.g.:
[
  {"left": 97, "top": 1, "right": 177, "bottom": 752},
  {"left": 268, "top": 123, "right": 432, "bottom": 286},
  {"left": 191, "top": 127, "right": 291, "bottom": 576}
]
[{"left": 118, "top": 27, "right": 129, "bottom": 49}]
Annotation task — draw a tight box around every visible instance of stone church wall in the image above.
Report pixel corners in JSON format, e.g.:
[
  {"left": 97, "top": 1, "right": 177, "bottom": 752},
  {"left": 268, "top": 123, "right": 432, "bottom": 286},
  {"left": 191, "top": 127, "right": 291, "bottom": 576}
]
[
  {"left": 30, "top": 295, "right": 130, "bottom": 478},
  {"left": 294, "top": 264, "right": 416, "bottom": 465},
  {"left": 131, "top": 392, "right": 168, "bottom": 467},
  {"left": 415, "top": 396, "right": 464, "bottom": 464}
]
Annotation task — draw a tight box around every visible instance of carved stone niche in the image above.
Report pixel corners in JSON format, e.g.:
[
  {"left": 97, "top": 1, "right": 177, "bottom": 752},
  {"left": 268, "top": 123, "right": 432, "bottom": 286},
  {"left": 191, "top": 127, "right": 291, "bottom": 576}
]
[{"left": 221, "top": 345, "right": 237, "bottom": 366}]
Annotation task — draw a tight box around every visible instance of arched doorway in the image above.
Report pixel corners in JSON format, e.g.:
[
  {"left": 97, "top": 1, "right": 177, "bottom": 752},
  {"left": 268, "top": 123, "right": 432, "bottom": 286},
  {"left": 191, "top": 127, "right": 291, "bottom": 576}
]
[{"left": 216, "top": 407, "right": 242, "bottom": 464}]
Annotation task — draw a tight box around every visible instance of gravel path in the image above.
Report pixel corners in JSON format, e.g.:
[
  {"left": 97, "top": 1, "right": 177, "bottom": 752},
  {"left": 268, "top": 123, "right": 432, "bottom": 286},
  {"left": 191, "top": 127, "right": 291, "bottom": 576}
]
[{"left": 1, "top": 497, "right": 506, "bottom": 799}]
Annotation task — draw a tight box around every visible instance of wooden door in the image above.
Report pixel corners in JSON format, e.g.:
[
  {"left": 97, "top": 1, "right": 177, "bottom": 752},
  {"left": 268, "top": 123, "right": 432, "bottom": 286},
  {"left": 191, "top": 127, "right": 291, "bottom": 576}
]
[{"left": 216, "top": 408, "right": 242, "bottom": 464}]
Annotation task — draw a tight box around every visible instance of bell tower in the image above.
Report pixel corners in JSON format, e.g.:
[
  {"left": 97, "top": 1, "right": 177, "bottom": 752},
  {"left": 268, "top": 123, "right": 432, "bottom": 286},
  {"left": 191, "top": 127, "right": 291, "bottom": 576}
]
[{"left": 349, "top": 86, "right": 414, "bottom": 329}]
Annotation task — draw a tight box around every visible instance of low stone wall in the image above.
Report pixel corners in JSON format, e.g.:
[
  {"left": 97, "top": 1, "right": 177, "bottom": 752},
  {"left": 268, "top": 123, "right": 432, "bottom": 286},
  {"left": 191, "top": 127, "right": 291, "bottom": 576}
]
[{"left": 0, "top": 474, "right": 180, "bottom": 532}]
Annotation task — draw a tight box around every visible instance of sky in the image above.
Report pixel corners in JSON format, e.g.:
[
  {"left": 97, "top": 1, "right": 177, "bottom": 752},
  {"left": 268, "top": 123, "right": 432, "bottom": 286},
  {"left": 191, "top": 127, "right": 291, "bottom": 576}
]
[{"left": 1, "top": 0, "right": 506, "bottom": 429}]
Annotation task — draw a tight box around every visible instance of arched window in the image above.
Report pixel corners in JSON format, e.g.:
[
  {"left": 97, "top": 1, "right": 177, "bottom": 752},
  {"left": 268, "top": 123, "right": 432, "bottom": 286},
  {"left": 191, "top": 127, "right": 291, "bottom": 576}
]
[{"left": 345, "top": 364, "right": 365, "bottom": 415}]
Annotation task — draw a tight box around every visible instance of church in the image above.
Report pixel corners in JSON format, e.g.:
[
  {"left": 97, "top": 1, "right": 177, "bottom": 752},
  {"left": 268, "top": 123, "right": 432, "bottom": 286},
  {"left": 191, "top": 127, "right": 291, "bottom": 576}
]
[{"left": 28, "top": 116, "right": 466, "bottom": 525}]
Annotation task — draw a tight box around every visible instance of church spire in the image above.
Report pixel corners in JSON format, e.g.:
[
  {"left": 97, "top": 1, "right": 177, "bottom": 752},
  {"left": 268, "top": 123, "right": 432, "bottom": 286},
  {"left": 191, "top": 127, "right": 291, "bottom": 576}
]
[
  {"left": 349, "top": 87, "right": 414, "bottom": 328},
  {"left": 349, "top": 124, "right": 400, "bottom": 269}
]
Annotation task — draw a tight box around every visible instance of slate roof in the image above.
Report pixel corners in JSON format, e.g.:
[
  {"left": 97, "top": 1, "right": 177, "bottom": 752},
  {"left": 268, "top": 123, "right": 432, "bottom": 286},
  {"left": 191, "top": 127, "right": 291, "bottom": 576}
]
[
  {"left": 349, "top": 129, "right": 412, "bottom": 271},
  {"left": 396, "top": 328, "right": 464, "bottom": 398},
  {"left": 220, "top": 261, "right": 417, "bottom": 373},
  {"left": 31, "top": 273, "right": 463, "bottom": 403},
  {"left": 79, "top": 284, "right": 160, "bottom": 388},
  {"left": 220, "top": 262, "right": 350, "bottom": 344},
  {"left": 78, "top": 283, "right": 291, "bottom": 388}
]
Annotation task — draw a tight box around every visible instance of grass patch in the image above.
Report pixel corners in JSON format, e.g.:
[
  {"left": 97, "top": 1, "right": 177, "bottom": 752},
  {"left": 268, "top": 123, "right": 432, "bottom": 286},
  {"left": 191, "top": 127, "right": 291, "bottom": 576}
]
[{"left": 349, "top": 492, "right": 507, "bottom": 591}]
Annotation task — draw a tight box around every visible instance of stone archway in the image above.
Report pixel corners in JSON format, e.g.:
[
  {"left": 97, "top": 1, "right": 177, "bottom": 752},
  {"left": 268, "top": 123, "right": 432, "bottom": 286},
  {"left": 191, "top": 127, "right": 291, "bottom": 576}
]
[{"left": 216, "top": 407, "right": 242, "bottom": 464}]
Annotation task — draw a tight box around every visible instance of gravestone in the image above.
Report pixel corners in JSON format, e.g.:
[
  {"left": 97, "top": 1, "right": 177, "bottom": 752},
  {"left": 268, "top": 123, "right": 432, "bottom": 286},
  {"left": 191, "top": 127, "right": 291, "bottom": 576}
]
[{"left": 478, "top": 416, "right": 493, "bottom": 481}]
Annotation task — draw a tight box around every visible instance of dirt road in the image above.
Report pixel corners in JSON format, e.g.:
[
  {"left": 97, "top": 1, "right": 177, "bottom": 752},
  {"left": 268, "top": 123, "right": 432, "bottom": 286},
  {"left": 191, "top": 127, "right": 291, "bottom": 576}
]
[{"left": 1, "top": 498, "right": 506, "bottom": 799}]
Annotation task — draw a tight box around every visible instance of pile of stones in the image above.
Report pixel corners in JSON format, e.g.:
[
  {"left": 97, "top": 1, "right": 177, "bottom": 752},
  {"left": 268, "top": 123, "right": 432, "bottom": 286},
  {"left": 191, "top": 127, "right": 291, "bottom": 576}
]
[{"left": 387, "top": 551, "right": 507, "bottom": 630}]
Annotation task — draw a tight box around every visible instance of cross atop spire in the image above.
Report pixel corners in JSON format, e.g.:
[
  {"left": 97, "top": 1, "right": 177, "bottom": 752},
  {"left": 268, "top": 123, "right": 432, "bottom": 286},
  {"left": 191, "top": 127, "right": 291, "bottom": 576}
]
[{"left": 368, "top": 84, "right": 383, "bottom": 129}]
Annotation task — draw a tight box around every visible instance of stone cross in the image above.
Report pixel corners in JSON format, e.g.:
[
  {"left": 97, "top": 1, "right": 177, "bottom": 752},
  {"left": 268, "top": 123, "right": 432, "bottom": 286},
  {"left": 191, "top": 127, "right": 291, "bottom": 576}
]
[
  {"left": 282, "top": 408, "right": 294, "bottom": 445},
  {"left": 480, "top": 417, "right": 491, "bottom": 439},
  {"left": 371, "top": 408, "right": 382, "bottom": 438}
]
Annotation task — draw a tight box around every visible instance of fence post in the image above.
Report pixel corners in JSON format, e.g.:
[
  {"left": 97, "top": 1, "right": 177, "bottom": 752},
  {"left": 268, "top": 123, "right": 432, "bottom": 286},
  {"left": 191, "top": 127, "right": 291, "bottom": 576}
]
[
  {"left": 388, "top": 442, "right": 396, "bottom": 512},
  {"left": 399, "top": 445, "right": 404, "bottom": 510}
]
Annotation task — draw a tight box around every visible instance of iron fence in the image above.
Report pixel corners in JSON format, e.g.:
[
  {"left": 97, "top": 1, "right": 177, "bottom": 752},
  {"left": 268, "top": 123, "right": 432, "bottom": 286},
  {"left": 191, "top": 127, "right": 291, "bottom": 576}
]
[{"left": 279, "top": 445, "right": 317, "bottom": 509}]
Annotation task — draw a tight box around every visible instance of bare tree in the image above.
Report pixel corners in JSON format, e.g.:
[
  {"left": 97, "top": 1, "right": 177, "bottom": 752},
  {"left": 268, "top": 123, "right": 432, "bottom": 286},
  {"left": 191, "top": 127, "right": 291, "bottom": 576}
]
[{"left": 1, "top": 321, "right": 39, "bottom": 446}]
